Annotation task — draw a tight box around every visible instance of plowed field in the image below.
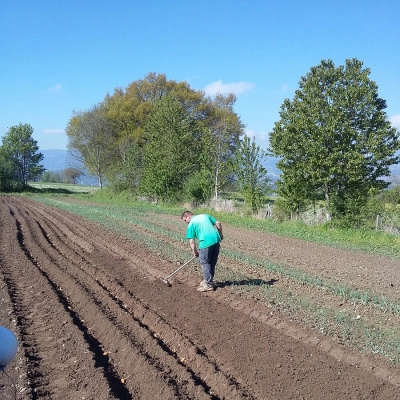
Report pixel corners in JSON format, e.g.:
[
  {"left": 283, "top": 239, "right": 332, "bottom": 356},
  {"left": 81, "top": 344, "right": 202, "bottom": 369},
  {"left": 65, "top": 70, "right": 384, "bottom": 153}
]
[{"left": 1, "top": 195, "right": 399, "bottom": 399}]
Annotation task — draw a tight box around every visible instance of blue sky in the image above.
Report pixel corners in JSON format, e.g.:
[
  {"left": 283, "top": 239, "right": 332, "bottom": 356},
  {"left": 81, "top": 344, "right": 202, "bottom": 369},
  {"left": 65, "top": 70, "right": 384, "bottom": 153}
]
[{"left": 1, "top": 0, "right": 399, "bottom": 150}]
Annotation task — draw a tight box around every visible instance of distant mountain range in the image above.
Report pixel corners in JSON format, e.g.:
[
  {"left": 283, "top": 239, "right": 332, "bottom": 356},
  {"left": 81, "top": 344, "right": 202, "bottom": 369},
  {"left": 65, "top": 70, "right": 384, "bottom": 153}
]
[
  {"left": 39, "top": 149, "right": 282, "bottom": 182},
  {"left": 39, "top": 149, "right": 399, "bottom": 186},
  {"left": 40, "top": 149, "right": 97, "bottom": 185},
  {"left": 40, "top": 149, "right": 70, "bottom": 172}
]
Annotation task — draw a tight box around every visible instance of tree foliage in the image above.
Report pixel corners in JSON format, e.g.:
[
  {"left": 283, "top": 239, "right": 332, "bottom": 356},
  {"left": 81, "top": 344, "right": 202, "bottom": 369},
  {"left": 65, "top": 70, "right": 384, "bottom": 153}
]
[
  {"left": 378, "top": 185, "right": 400, "bottom": 205},
  {"left": 232, "top": 136, "right": 270, "bottom": 214},
  {"left": 66, "top": 73, "right": 245, "bottom": 201},
  {"left": 139, "top": 94, "right": 201, "bottom": 201},
  {"left": 206, "top": 94, "right": 245, "bottom": 200},
  {"left": 1, "top": 123, "right": 44, "bottom": 187},
  {"left": 0, "top": 146, "right": 18, "bottom": 191},
  {"left": 66, "top": 104, "right": 119, "bottom": 188},
  {"left": 269, "top": 58, "right": 400, "bottom": 225}
]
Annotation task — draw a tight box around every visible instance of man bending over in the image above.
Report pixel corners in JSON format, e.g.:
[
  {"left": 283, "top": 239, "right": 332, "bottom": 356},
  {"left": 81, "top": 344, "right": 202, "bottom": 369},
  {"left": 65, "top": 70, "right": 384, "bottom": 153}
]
[{"left": 181, "top": 210, "right": 223, "bottom": 292}]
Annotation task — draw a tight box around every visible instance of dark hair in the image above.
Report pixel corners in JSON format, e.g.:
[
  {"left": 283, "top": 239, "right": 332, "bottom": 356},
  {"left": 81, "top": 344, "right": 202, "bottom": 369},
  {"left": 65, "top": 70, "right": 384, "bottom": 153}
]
[{"left": 181, "top": 210, "right": 193, "bottom": 218}]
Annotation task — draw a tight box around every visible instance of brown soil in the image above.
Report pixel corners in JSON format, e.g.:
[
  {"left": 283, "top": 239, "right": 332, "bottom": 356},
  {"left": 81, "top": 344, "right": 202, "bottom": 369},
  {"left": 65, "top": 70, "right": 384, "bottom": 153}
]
[{"left": 0, "top": 195, "right": 399, "bottom": 399}]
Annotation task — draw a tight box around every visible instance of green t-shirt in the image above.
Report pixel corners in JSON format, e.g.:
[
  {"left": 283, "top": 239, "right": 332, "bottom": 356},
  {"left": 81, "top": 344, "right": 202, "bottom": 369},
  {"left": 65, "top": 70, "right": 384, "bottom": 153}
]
[{"left": 186, "top": 214, "right": 221, "bottom": 249}]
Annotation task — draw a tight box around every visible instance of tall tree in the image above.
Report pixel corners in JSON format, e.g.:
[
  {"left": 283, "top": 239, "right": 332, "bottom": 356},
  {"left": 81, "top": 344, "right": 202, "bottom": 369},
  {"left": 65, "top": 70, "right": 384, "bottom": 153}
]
[
  {"left": 232, "top": 136, "right": 270, "bottom": 213},
  {"left": 269, "top": 58, "right": 400, "bottom": 224},
  {"left": 1, "top": 123, "right": 44, "bottom": 186},
  {"left": 103, "top": 73, "right": 207, "bottom": 191},
  {"left": 66, "top": 104, "right": 118, "bottom": 189},
  {"left": 207, "top": 94, "right": 245, "bottom": 200},
  {"left": 140, "top": 94, "right": 200, "bottom": 201},
  {"left": 41, "top": 170, "right": 63, "bottom": 183}
]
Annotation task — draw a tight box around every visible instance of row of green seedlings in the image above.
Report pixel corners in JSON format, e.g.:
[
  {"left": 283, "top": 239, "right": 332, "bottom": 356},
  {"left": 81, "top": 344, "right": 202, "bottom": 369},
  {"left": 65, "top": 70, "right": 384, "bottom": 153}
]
[
  {"left": 270, "top": 286, "right": 400, "bottom": 364},
  {"left": 222, "top": 247, "right": 400, "bottom": 316},
  {"left": 215, "top": 263, "right": 400, "bottom": 365}
]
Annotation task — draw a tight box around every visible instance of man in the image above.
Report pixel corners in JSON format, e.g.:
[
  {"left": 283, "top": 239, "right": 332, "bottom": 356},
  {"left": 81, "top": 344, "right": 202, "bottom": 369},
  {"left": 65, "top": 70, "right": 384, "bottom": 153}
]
[{"left": 181, "top": 210, "right": 223, "bottom": 292}]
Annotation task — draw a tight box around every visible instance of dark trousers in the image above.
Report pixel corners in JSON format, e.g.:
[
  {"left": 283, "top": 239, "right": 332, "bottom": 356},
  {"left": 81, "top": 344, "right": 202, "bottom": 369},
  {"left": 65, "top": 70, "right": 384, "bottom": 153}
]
[{"left": 199, "top": 242, "right": 220, "bottom": 284}]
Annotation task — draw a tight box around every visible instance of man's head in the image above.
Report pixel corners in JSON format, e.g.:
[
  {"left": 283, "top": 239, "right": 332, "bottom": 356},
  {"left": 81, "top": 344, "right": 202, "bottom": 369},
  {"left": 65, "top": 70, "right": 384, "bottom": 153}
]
[{"left": 181, "top": 210, "right": 193, "bottom": 224}]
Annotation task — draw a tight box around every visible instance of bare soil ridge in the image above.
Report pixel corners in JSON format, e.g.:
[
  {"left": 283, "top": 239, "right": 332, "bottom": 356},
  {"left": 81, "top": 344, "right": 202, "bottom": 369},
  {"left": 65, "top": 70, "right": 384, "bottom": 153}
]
[{"left": 0, "top": 196, "right": 399, "bottom": 399}]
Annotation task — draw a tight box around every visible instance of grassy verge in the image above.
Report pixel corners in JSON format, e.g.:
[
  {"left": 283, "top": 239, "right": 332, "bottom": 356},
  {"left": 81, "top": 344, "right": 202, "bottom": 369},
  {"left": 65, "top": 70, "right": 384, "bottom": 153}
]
[{"left": 28, "top": 182, "right": 98, "bottom": 193}]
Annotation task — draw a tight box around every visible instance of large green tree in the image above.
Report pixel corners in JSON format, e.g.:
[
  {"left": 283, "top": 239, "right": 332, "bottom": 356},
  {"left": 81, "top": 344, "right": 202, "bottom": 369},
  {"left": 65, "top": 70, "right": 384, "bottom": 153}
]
[
  {"left": 269, "top": 58, "right": 400, "bottom": 225},
  {"left": 140, "top": 94, "right": 201, "bottom": 201},
  {"left": 232, "top": 136, "right": 270, "bottom": 214},
  {"left": 1, "top": 123, "right": 44, "bottom": 187},
  {"left": 65, "top": 73, "right": 245, "bottom": 198},
  {"left": 102, "top": 74, "right": 244, "bottom": 196},
  {"left": 102, "top": 74, "right": 204, "bottom": 191}
]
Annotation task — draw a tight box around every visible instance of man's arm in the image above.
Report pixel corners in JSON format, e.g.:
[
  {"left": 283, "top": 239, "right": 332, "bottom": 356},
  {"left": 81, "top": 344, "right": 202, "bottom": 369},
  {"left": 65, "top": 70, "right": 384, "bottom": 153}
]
[{"left": 189, "top": 239, "right": 199, "bottom": 257}]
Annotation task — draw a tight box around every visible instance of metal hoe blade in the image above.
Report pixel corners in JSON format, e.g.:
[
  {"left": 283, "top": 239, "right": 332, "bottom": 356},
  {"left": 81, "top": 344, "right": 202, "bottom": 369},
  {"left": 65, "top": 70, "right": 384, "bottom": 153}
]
[{"left": 161, "top": 256, "right": 197, "bottom": 285}]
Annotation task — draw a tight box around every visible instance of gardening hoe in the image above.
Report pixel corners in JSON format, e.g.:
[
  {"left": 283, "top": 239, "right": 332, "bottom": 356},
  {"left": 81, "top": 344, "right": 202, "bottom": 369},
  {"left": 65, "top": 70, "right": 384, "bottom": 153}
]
[{"left": 161, "top": 256, "right": 197, "bottom": 285}]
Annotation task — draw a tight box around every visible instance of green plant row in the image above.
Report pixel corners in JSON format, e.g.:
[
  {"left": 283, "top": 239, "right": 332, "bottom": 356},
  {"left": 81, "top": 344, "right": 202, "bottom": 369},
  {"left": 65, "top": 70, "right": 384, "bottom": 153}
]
[
  {"left": 260, "top": 285, "right": 400, "bottom": 364},
  {"left": 222, "top": 247, "right": 400, "bottom": 316},
  {"left": 213, "top": 265, "right": 400, "bottom": 365},
  {"left": 197, "top": 207, "right": 400, "bottom": 259}
]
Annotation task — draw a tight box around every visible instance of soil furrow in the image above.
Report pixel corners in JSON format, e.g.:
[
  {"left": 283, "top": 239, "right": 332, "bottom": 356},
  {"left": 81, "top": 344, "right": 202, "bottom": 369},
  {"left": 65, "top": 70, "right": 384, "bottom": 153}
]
[
  {"left": 7, "top": 197, "right": 256, "bottom": 399},
  {"left": 18, "top": 198, "right": 170, "bottom": 280},
  {"left": 38, "top": 200, "right": 260, "bottom": 399},
  {"left": 10, "top": 200, "right": 261, "bottom": 397},
  {"left": 9, "top": 200, "right": 209, "bottom": 399},
  {"left": 1, "top": 201, "right": 118, "bottom": 399}
]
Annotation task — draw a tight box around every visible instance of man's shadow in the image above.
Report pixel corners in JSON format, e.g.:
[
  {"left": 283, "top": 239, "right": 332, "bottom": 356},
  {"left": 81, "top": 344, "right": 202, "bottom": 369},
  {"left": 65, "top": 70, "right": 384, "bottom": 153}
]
[{"left": 216, "top": 278, "right": 278, "bottom": 288}]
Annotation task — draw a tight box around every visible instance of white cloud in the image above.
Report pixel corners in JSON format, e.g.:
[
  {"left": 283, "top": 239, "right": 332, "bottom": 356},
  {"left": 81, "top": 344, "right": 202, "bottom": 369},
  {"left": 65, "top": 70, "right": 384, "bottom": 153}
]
[
  {"left": 43, "top": 128, "right": 65, "bottom": 134},
  {"left": 390, "top": 113, "right": 400, "bottom": 129},
  {"left": 204, "top": 80, "right": 255, "bottom": 96},
  {"left": 46, "top": 83, "right": 63, "bottom": 94},
  {"left": 245, "top": 129, "right": 270, "bottom": 147}
]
